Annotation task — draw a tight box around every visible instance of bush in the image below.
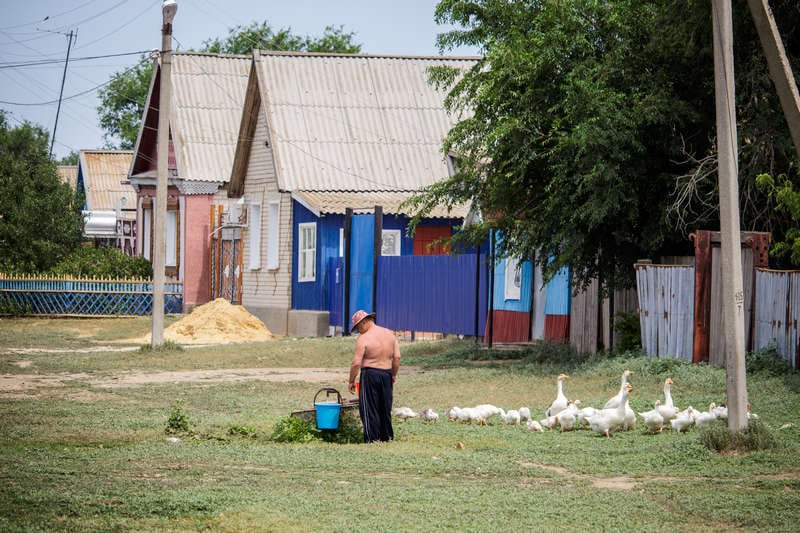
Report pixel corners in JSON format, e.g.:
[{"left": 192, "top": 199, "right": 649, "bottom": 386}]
[
  {"left": 613, "top": 311, "right": 642, "bottom": 353},
  {"left": 270, "top": 416, "right": 320, "bottom": 443},
  {"left": 270, "top": 414, "right": 363, "bottom": 444},
  {"left": 47, "top": 246, "right": 152, "bottom": 279},
  {"left": 165, "top": 401, "right": 191, "bottom": 435},
  {"left": 746, "top": 346, "right": 792, "bottom": 376},
  {"left": 698, "top": 418, "right": 779, "bottom": 453}
]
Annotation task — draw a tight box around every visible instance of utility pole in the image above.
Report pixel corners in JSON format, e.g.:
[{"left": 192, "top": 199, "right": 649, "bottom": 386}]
[
  {"left": 712, "top": 0, "right": 748, "bottom": 432},
  {"left": 50, "top": 29, "right": 74, "bottom": 158},
  {"left": 152, "top": 0, "right": 177, "bottom": 347},
  {"left": 746, "top": 0, "right": 800, "bottom": 160}
]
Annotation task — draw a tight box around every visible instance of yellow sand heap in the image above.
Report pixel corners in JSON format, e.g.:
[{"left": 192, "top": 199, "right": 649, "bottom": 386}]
[{"left": 162, "top": 298, "right": 275, "bottom": 344}]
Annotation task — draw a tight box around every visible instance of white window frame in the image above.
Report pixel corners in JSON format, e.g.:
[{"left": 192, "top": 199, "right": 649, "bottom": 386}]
[
  {"left": 266, "top": 200, "right": 280, "bottom": 270},
  {"left": 166, "top": 210, "right": 177, "bottom": 268},
  {"left": 249, "top": 203, "right": 262, "bottom": 270},
  {"left": 504, "top": 257, "right": 522, "bottom": 300},
  {"left": 298, "top": 222, "right": 316, "bottom": 282},
  {"left": 381, "top": 229, "right": 401, "bottom": 256}
]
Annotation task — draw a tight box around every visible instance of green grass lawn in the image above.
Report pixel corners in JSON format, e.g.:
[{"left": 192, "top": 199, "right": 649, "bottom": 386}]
[{"left": 1, "top": 317, "right": 799, "bottom": 532}]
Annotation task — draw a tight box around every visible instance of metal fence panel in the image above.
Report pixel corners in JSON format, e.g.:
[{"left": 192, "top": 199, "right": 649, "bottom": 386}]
[
  {"left": 754, "top": 269, "right": 800, "bottom": 369},
  {"left": 635, "top": 264, "right": 694, "bottom": 360},
  {"left": 376, "top": 254, "right": 487, "bottom": 336},
  {"left": 0, "top": 275, "right": 183, "bottom": 316}
]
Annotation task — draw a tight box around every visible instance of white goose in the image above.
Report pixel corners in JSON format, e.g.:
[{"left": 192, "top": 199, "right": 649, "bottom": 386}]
[
  {"left": 586, "top": 383, "right": 633, "bottom": 437},
  {"left": 546, "top": 374, "right": 570, "bottom": 417},
  {"left": 518, "top": 407, "right": 532, "bottom": 422},
  {"left": 527, "top": 419, "right": 545, "bottom": 432},
  {"left": 603, "top": 370, "right": 633, "bottom": 409},
  {"left": 499, "top": 408, "right": 522, "bottom": 425},
  {"left": 556, "top": 401, "right": 580, "bottom": 432},
  {"left": 638, "top": 400, "right": 665, "bottom": 433},
  {"left": 392, "top": 406, "right": 418, "bottom": 421},
  {"left": 670, "top": 406, "right": 695, "bottom": 432},
  {"left": 656, "top": 378, "right": 679, "bottom": 424},
  {"left": 419, "top": 408, "right": 439, "bottom": 424},
  {"left": 693, "top": 403, "right": 718, "bottom": 428}
]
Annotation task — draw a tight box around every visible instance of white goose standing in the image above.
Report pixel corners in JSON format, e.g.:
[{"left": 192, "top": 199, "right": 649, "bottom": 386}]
[
  {"left": 656, "top": 378, "right": 679, "bottom": 425},
  {"left": 586, "top": 383, "right": 633, "bottom": 437},
  {"left": 546, "top": 373, "right": 570, "bottom": 417}
]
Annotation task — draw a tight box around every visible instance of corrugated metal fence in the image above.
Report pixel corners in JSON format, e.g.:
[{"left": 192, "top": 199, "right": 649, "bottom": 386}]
[
  {"left": 753, "top": 270, "right": 800, "bottom": 369},
  {"left": 636, "top": 265, "right": 800, "bottom": 368},
  {"left": 376, "top": 254, "right": 487, "bottom": 336},
  {"left": 635, "top": 264, "right": 695, "bottom": 361},
  {"left": 0, "top": 274, "right": 183, "bottom": 316}
]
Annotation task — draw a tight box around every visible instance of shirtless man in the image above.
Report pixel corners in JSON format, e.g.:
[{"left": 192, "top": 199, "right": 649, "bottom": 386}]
[{"left": 348, "top": 310, "right": 401, "bottom": 443}]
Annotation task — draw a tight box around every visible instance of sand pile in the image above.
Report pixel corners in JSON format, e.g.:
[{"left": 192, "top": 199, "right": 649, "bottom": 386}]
[{"left": 161, "top": 298, "right": 275, "bottom": 344}]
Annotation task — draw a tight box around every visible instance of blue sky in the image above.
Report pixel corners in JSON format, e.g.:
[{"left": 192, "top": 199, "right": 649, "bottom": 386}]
[{"left": 0, "top": 0, "right": 481, "bottom": 160}]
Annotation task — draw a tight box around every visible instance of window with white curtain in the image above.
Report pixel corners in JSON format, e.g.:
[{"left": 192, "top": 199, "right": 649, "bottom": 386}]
[
  {"left": 142, "top": 208, "right": 151, "bottom": 260},
  {"left": 266, "top": 200, "right": 280, "bottom": 270},
  {"left": 381, "top": 229, "right": 401, "bottom": 256},
  {"left": 298, "top": 222, "right": 316, "bottom": 282},
  {"left": 166, "top": 210, "right": 177, "bottom": 268},
  {"left": 249, "top": 203, "right": 262, "bottom": 270},
  {"left": 504, "top": 257, "right": 522, "bottom": 300}
]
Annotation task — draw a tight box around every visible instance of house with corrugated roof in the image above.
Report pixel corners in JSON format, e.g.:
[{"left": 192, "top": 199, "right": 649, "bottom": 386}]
[
  {"left": 226, "top": 50, "right": 479, "bottom": 336},
  {"left": 77, "top": 150, "right": 136, "bottom": 253},
  {"left": 128, "top": 52, "right": 250, "bottom": 312}
]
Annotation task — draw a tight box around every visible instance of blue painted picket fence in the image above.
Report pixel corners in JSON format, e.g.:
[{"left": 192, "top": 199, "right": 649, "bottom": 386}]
[{"left": 0, "top": 275, "right": 183, "bottom": 316}]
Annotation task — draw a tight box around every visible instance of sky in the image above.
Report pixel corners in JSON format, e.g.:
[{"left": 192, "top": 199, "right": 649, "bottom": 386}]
[{"left": 0, "top": 0, "right": 481, "bottom": 161}]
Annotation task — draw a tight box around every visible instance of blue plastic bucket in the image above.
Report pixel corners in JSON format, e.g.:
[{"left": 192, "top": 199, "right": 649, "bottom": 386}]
[{"left": 314, "top": 388, "right": 343, "bottom": 430}]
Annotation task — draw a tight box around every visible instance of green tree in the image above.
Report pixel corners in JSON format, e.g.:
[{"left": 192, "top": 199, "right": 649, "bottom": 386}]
[
  {"left": 58, "top": 151, "right": 79, "bottom": 166},
  {"left": 413, "top": 0, "right": 799, "bottom": 292},
  {"left": 98, "top": 22, "right": 362, "bottom": 149},
  {"left": 0, "top": 112, "right": 83, "bottom": 273}
]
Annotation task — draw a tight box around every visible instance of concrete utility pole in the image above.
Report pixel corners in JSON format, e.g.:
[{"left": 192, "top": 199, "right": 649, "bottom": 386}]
[
  {"left": 152, "top": 0, "right": 177, "bottom": 347},
  {"left": 747, "top": 0, "right": 800, "bottom": 159},
  {"left": 712, "top": 0, "right": 748, "bottom": 432}
]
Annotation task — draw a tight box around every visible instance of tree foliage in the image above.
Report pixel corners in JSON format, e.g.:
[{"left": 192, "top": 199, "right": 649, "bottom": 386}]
[
  {"left": 413, "top": 0, "right": 800, "bottom": 292},
  {"left": 47, "top": 246, "right": 153, "bottom": 279},
  {"left": 202, "top": 22, "right": 361, "bottom": 55},
  {"left": 0, "top": 112, "right": 83, "bottom": 273},
  {"left": 98, "top": 22, "right": 362, "bottom": 149}
]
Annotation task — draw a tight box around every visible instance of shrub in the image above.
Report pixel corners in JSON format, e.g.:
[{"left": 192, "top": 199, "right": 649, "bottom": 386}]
[
  {"left": 270, "top": 416, "right": 320, "bottom": 443},
  {"left": 228, "top": 425, "right": 260, "bottom": 439},
  {"left": 165, "top": 401, "right": 191, "bottom": 435},
  {"left": 47, "top": 246, "right": 152, "bottom": 279},
  {"left": 698, "top": 418, "right": 779, "bottom": 453},
  {"left": 613, "top": 311, "right": 642, "bottom": 353},
  {"left": 746, "top": 345, "right": 792, "bottom": 376},
  {"left": 138, "top": 340, "right": 184, "bottom": 353}
]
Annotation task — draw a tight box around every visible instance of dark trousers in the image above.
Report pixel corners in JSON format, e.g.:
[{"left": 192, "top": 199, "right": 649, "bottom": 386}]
[{"left": 358, "top": 367, "right": 394, "bottom": 443}]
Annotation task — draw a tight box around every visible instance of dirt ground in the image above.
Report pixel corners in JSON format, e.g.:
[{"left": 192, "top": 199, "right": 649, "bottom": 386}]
[{"left": 0, "top": 365, "right": 350, "bottom": 394}]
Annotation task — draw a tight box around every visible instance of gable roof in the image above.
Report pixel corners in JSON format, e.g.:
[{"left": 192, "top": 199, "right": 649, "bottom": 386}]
[
  {"left": 130, "top": 52, "right": 251, "bottom": 189},
  {"left": 78, "top": 150, "right": 135, "bottom": 214},
  {"left": 231, "top": 51, "right": 478, "bottom": 216}
]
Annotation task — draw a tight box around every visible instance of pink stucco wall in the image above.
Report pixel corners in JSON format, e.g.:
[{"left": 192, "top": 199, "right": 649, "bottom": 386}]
[
  {"left": 182, "top": 194, "right": 212, "bottom": 310},
  {"left": 136, "top": 187, "right": 212, "bottom": 312}
]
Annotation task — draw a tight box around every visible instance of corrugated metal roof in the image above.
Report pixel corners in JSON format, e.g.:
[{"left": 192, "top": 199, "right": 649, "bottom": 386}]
[
  {"left": 256, "top": 52, "right": 478, "bottom": 193},
  {"left": 292, "top": 190, "right": 468, "bottom": 218},
  {"left": 169, "top": 53, "right": 251, "bottom": 183},
  {"left": 57, "top": 165, "right": 77, "bottom": 189},
  {"left": 79, "top": 150, "right": 135, "bottom": 215}
]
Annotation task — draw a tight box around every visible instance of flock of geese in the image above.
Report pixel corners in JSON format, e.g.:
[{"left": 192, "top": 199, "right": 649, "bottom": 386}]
[{"left": 391, "top": 371, "right": 755, "bottom": 437}]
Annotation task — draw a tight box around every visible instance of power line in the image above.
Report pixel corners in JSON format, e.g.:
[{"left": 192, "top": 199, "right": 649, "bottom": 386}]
[{"left": 0, "top": 50, "right": 150, "bottom": 69}]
